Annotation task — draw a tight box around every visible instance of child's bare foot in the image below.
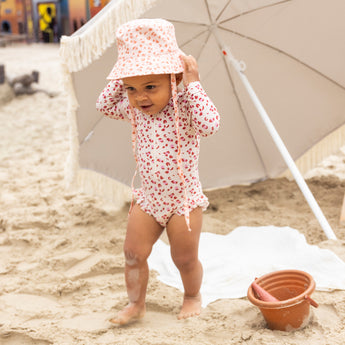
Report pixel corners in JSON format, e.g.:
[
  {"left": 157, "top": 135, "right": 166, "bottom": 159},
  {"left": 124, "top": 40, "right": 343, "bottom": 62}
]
[
  {"left": 178, "top": 293, "right": 202, "bottom": 320},
  {"left": 109, "top": 303, "right": 146, "bottom": 325}
]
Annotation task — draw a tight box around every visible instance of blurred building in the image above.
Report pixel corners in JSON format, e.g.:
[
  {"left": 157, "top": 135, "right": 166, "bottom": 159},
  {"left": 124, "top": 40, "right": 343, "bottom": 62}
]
[
  {"left": 89, "top": 0, "right": 108, "bottom": 17},
  {"left": 0, "top": 0, "right": 110, "bottom": 42},
  {"left": 0, "top": 0, "right": 33, "bottom": 36}
]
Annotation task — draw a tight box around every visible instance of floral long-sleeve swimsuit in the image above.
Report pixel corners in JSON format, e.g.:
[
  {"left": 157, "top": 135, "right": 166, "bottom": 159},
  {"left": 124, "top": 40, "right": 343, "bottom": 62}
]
[{"left": 96, "top": 80, "right": 220, "bottom": 227}]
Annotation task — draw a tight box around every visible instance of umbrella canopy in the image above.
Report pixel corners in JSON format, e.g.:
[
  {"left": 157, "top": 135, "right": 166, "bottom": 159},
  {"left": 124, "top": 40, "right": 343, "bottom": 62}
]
[{"left": 60, "top": 0, "right": 345, "bottom": 206}]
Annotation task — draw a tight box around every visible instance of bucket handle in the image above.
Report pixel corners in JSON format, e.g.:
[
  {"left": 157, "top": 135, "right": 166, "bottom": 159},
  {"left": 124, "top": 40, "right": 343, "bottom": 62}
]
[{"left": 305, "top": 295, "right": 319, "bottom": 308}]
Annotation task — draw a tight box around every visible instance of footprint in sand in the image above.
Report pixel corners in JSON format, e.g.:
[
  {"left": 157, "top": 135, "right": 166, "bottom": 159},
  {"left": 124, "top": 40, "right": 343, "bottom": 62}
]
[
  {"left": 0, "top": 293, "right": 62, "bottom": 315},
  {"left": 62, "top": 252, "right": 123, "bottom": 280},
  {"left": 0, "top": 332, "right": 52, "bottom": 345},
  {"left": 59, "top": 312, "right": 111, "bottom": 332}
]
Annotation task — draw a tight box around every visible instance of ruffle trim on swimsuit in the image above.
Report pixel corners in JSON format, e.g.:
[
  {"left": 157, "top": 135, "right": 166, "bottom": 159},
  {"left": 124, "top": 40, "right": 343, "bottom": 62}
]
[{"left": 133, "top": 188, "right": 209, "bottom": 228}]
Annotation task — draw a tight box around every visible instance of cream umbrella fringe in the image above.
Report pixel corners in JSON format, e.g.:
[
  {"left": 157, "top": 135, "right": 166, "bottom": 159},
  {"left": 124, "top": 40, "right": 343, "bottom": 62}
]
[
  {"left": 59, "top": 0, "right": 159, "bottom": 72},
  {"left": 60, "top": 62, "right": 131, "bottom": 209},
  {"left": 59, "top": 0, "right": 158, "bottom": 208}
]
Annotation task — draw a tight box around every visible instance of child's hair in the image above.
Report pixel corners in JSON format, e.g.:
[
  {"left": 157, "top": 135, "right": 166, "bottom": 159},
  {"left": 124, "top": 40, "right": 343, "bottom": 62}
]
[{"left": 108, "top": 18, "right": 191, "bottom": 230}]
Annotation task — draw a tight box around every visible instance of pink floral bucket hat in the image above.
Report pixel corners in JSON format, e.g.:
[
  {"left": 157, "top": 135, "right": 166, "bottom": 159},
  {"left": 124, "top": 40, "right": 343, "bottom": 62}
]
[{"left": 107, "top": 18, "right": 185, "bottom": 79}]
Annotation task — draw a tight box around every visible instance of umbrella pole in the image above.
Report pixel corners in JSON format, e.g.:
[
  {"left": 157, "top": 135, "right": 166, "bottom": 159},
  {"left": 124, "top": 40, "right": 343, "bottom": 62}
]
[{"left": 223, "top": 50, "right": 337, "bottom": 240}]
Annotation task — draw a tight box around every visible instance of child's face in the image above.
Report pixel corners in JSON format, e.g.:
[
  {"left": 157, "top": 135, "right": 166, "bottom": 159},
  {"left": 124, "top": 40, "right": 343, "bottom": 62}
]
[{"left": 122, "top": 74, "right": 171, "bottom": 115}]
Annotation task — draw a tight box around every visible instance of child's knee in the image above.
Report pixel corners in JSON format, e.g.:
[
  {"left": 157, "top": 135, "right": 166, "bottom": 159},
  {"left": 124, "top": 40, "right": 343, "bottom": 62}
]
[
  {"left": 172, "top": 253, "right": 199, "bottom": 271},
  {"left": 124, "top": 247, "right": 149, "bottom": 266}
]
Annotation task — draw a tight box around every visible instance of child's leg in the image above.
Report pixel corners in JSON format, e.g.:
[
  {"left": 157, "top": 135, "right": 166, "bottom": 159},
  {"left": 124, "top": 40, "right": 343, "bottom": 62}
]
[
  {"left": 166, "top": 207, "right": 203, "bottom": 319},
  {"left": 110, "top": 204, "right": 163, "bottom": 325}
]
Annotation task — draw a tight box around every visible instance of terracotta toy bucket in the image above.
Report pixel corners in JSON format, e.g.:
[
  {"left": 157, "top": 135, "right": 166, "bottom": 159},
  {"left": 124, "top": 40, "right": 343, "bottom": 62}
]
[{"left": 247, "top": 269, "right": 318, "bottom": 331}]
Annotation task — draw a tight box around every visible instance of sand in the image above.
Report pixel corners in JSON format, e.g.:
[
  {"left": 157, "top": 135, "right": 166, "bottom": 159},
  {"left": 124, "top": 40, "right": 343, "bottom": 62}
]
[{"left": 1, "top": 43, "right": 345, "bottom": 345}]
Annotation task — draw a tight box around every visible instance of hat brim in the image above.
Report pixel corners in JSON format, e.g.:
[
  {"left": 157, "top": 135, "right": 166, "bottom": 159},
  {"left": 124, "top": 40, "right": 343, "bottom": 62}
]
[{"left": 107, "top": 50, "right": 185, "bottom": 80}]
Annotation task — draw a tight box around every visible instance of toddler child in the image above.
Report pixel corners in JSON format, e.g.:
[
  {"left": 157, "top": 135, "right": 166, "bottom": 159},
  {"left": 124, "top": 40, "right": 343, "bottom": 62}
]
[{"left": 96, "top": 18, "right": 220, "bottom": 325}]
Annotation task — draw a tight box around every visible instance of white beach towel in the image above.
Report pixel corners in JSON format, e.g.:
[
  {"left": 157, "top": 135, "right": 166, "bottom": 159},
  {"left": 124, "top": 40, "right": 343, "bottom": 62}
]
[{"left": 148, "top": 226, "right": 345, "bottom": 307}]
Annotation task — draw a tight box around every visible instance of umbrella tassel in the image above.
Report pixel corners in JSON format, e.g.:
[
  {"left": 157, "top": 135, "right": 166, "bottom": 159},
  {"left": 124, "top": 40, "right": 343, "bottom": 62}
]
[{"left": 171, "top": 74, "right": 191, "bottom": 231}]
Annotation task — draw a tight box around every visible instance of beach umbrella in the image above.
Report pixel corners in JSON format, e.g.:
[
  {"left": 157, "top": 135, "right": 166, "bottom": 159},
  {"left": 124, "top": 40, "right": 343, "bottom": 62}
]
[{"left": 60, "top": 0, "right": 345, "bottom": 239}]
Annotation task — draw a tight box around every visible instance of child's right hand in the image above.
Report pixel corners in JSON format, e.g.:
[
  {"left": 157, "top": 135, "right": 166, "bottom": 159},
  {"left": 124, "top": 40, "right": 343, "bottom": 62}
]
[{"left": 180, "top": 55, "right": 200, "bottom": 86}]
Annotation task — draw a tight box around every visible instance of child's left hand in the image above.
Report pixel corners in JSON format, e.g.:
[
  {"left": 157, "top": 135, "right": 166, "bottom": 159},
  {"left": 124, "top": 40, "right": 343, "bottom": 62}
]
[{"left": 180, "top": 55, "right": 200, "bottom": 86}]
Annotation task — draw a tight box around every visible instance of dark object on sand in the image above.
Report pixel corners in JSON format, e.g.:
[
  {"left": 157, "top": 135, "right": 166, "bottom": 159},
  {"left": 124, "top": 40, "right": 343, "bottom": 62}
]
[
  {"left": 5, "top": 67, "right": 57, "bottom": 97},
  {"left": 0, "top": 65, "right": 4, "bottom": 84}
]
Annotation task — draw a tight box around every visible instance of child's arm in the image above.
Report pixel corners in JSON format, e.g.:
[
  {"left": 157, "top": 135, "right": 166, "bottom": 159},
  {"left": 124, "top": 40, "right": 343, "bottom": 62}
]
[
  {"left": 185, "top": 82, "right": 220, "bottom": 137},
  {"left": 181, "top": 55, "right": 220, "bottom": 137},
  {"left": 96, "top": 79, "right": 131, "bottom": 121}
]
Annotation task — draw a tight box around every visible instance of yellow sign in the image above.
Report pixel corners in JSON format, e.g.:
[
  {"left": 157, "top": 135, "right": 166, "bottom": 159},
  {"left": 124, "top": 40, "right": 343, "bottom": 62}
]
[
  {"left": 38, "top": 3, "right": 56, "bottom": 31},
  {"left": 38, "top": 3, "right": 56, "bottom": 42}
]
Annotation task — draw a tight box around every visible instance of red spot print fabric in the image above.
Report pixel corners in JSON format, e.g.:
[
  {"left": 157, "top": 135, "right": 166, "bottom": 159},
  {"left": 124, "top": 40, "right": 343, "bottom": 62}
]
[
  {"left": 96, "top": 80, "right": 220, "bottom": 227},
  {"left": 107, "top": 18, "right": 184, "bottom": 80}
]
